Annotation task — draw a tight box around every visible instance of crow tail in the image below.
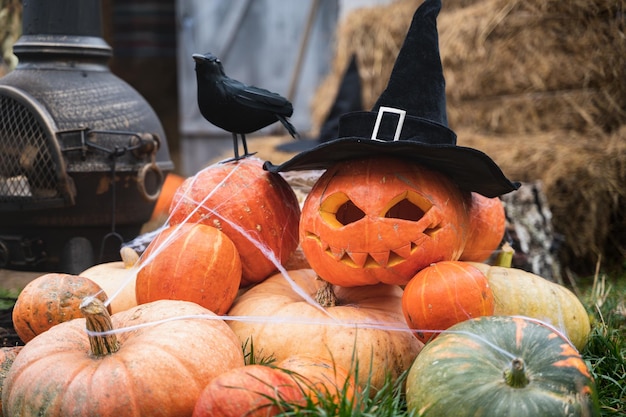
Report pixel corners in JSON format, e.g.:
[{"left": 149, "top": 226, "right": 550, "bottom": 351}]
[{"left": 276, "top": 115, "right": 300, "bottom": 140}]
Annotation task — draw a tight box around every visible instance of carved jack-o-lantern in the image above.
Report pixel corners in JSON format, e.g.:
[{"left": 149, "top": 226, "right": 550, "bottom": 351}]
[{"left": 300, "top": 157, "right": 469, "bottom": 286}]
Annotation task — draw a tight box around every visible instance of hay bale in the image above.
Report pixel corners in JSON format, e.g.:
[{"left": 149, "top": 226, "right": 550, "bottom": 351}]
[
  {"left": 447, "top": 89, "right": 621, "bottom": 135},
  {"left": 311, "top": 0, "right": 626, "bottom": 135},
  {"left": 458, "top": 126, "right": 626, "bottom": 272},
  {"left": 440, "top": 0, "right": 626, "bottom": 133}
]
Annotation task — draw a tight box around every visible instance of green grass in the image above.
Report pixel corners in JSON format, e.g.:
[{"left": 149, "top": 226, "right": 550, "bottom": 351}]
[
  {"left": 581, "top": 271, "right": 626, "bottom": 416},
  {"left": 0, "top": 288, "right": 19, "bottom": 310},
  {"left": 266, "top": 362, "right": 411, "bottom": 417}
]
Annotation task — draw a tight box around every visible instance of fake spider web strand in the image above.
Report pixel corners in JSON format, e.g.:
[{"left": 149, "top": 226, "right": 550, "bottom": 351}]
[
  {"left": 104, "top": 161, "right": 332, "bottom": 320},
  {"left": 92, "top": 161, "right": 576, "bottom": 363}
]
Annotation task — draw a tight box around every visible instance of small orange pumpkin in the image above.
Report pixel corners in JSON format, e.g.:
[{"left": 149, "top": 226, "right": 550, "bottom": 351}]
[
  {"left": 12, "top": 273, "right": 109, "bottom": 343},
  {"left": 460, "top": 192, "right": 506, "bottom": 262},
  {"left": 150, "top": 173, "right": 186, "bottom": 222},
  {"left": 277, "top": 355, "right": 358, "bottom": 406},
  {"left": 169, "top": 156, "right": 300, "bottom": 286},
  {"left": 402, "top": 261, "right": 495, "bottom": 343},
  {"left": 136, "top": 223, "right": 241, "bottom": 315},
  {"left": 299, "top": 157, "right": 469, "bottom": 286},
  {"left": 192, "top": 364, "right": 304, "bottom": 417}
]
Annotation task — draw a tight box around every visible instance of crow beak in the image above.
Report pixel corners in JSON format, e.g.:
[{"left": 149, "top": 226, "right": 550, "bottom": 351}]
[{"left": 192, "top": 54, "right": 205, "bottom": 62}]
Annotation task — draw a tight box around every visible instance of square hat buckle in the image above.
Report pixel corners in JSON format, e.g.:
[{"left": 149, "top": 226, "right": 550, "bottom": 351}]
[{"left": 370, "top": 106, "right": 406, "bottom": 141}]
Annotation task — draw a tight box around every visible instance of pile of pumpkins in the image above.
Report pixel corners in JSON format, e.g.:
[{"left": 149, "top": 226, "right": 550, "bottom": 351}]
[{"left": 0, "top": 156, "right": 598, "bottom": 416}]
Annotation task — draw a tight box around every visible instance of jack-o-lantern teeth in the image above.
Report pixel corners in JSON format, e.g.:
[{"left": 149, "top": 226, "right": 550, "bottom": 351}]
[
  {"left": 326, "top": 245, "right": 396, "bottom": 268},
  {"left": 334, "top": 246, "right": 417, "bottom": 268},
  {"left": 307, "top": 235, "right": 421, "bottom": 268}
]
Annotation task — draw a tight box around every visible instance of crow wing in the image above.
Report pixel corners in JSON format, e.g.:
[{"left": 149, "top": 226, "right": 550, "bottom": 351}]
[{"left": 225, "top": 78, "right": 293, "bottom": 116}]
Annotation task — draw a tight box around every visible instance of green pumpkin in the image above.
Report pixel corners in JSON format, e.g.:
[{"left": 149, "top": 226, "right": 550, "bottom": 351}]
[{"left": 406, "top": 315, "right": 599, "bottom": 417}]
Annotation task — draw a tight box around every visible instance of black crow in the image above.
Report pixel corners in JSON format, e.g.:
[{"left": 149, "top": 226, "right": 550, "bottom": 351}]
[{"left": 193, "top": 52, "right": 299, "bottom": 161}]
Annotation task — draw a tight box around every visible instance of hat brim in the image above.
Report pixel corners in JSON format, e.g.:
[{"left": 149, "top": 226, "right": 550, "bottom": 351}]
[{"left": 264, "top": 138, "right": 520, "bottom": 198}]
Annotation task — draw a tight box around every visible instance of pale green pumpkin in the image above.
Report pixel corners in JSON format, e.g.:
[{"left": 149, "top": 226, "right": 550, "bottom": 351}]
[{"left": 406, "top": 315, "right": 599, "bottom": 417}]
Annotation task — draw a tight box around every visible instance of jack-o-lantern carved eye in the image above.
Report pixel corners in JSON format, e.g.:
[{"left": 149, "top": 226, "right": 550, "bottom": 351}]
[
  {"left": 320, "top": 192, "right": 365, "bottom": 228},
  {"left": 384, "top": 191, "right": 429, "bottom": 221},
  {"left": 384, "top": 191, "right": 442, "bottom": 236},
  {"left": 319, "top": 190, "right": 441, "bottom": 235}
]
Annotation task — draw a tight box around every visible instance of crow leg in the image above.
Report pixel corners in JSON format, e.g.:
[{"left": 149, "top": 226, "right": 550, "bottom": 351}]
[
  {"left": 241, "top": 134, "right": 250, "bottom": 156},
  {"left": 232, "top": 132, "right": 240, "bottom": 160},
  {"left": 240, "top": 135, "right": 256, "bottom": 158},
  {"left": 223, "top": 133, "right": 257, "bottom": 163}
]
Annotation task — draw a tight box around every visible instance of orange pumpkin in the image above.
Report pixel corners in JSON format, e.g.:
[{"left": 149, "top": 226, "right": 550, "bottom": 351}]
[
  {"left": 150, "top": 173, "right": 186, "bottom": 221},
  {"left": 227, "top": 269, "right": 422, "bottom": 391},
  {"left": 460, "top": 192, "right": 506, "bottom": 262},
  {"left": 299, "top": 157, "right": 469, "bottom": 286},
  {"left": 0, "top": 346, "right": 23, "bottom": 417},
  {"left": 169, "top": 156, "right": 300, "bottom": 286},
  {"left": 12, "top": 273, "right": 109, "bottom": 343},
  {"left": 192, "top": 364, "right": 303, "bottom": 417},
  {"left": 402, "top": 261, "right": 495, "bottom": 343},
  {"left": 3, "top": 298, "right": 245, "bottom": 416},
  {"left": 277, "top": 355, "right": 358, "bottom": 406},
  {"left": 136, "top": 223, "right": 241, "bottom": 315}
]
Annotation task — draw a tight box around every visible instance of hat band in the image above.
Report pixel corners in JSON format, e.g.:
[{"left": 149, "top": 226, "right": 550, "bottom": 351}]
[{"left": 338, "top": 109, "right": 457, "bottom": 145}]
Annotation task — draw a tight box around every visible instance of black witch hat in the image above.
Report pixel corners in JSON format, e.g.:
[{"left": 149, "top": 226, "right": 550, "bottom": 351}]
[{"left": 264, "top": 0, "right": 520, "bottom": 198}]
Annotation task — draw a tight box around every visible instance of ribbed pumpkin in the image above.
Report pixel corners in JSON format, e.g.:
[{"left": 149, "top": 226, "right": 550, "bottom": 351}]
[
  {"left": 405, "top": 315, "right": 599, "bottom": 417},
  {"left": 227, "top": 268, "right": 422, "bottom": 391},
  {"left": 2, "top": 298, "right": 245, "bottom": 417},
  {"left": 0, "top": 346, "right": 22, "bottom": 417},
  {"left": 459, "top": 192, "right": 506, "bottom": 262},
  {"left": 169, "top": 156, "right": 300, "bottom": 286},
  {"left": 468, "top": 262, "right": 591, "bottom": 350},
  {"left": 192, "top": 364, "right": 303, "bottom": 417},
  {"left": 402, "top": 261, "right": 495, "bottom": 343},
  {"left": 12, "top": 273, "right": 109, "bottom": 343},
  {"left": 277, "top": 355, "right": 358, "bottom": 405},
  {"left": 299, "top": 157, "right": 469, "bottom": 286},
  {"left": 136, "top": 223, "right": 241, "bottom": 315}
]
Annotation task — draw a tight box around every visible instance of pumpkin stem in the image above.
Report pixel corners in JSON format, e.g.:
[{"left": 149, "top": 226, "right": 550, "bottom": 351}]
[
  {"left": 120, "top": 246, "right": 140, "bottom": 268},
  {"left": 504, "top": 357, "right": 530, "bottom": 388},
  {"left": 80, "top": 296, "right": 120, "bottom": 357},
  {"left": 495, "top": 242, "right": 514, "bottom": 268},
  {"left": 315, "top": 277, "right": 337, "bottom": 307}
]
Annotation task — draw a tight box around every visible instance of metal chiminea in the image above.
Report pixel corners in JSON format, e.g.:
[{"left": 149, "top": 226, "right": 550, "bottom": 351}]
[{"left": 0, "top": 0, "right": 174, "bottom": 273}]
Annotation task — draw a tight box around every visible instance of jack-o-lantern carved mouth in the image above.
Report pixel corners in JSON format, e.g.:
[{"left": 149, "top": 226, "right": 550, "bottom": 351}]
[{"left": 304, "top": 191, "right": 442, "bottom": 269}]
